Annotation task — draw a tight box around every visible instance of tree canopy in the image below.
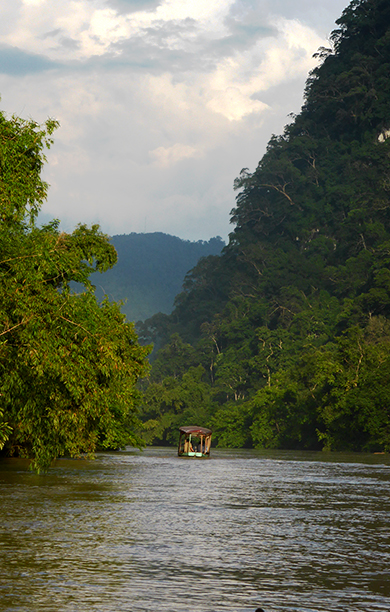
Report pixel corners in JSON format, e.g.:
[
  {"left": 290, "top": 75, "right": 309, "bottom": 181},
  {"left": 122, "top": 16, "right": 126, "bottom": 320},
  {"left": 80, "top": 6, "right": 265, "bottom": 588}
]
[{"left": 0, "top": 109, "right": 150, "bottom": 471}]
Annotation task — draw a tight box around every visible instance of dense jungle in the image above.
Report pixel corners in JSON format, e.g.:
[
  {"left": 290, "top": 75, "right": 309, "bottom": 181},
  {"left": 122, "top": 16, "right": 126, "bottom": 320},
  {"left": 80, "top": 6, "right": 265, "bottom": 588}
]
[{"left": 138, "top": 0, "right": 390, "bottom": 454}]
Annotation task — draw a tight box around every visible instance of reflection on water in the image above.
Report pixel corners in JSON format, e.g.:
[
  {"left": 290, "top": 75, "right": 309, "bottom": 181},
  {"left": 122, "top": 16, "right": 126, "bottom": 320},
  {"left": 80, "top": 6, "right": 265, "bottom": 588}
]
[{"left": 0, "top": 448, "right": 389, "bottom": 612}]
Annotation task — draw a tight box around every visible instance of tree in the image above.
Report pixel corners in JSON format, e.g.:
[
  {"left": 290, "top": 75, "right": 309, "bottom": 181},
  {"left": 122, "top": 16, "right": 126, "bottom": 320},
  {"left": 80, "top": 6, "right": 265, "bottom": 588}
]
[
  {"left": 0, "top": 107, "right": 150, "bottom": 471},
  {"left": 0, "top": 111, "right": 58, "bottom": 226}
]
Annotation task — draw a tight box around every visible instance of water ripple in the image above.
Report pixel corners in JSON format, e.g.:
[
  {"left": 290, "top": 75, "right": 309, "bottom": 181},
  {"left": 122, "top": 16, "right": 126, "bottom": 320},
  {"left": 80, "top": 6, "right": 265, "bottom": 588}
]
[{"left": 0, "top": 449, "right": 389, "bottom": 612}]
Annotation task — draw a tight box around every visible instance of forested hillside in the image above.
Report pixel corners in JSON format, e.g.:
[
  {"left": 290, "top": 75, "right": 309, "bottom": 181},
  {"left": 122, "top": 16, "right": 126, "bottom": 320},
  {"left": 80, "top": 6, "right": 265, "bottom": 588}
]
[
  {"left": 140, "top": 0, "right": 390, "bottom": 452},
  {"left": 91, "top": 233, "right": 224, "bottom": 322}
]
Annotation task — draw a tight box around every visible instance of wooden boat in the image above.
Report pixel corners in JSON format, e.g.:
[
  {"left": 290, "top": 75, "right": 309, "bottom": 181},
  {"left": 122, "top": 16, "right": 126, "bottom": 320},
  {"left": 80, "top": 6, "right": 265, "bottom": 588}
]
[{"left": 178, "top": 426, "right": 212, "bottom": 458}]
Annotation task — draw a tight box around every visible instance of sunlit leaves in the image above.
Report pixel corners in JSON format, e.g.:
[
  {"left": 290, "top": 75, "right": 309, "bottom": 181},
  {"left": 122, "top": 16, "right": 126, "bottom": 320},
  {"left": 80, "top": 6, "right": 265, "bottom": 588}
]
[
  {"left": 0, "top": 107, "right": 149, "bottom": 471},
  {"left": 0, "top": 111, "right": 58, "bottom": 226}
]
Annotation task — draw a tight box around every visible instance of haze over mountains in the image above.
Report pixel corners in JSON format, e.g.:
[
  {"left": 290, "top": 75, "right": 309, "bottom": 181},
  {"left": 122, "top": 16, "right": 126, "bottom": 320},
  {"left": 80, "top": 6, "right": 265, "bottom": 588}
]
[{"left": 91, "top": 232, "right": 225, "bottom": 322}]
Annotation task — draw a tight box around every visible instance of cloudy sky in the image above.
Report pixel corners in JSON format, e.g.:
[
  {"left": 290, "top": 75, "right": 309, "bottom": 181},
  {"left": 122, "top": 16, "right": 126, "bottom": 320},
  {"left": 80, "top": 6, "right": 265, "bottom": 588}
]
[{"left": 0, "top": 0, "right": 348, "bottom": 241}]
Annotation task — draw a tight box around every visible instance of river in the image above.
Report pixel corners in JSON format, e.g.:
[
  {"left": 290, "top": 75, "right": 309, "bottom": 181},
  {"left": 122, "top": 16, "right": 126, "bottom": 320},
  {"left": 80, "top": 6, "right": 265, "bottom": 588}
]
[{"left": 1, "top": 448, "right": 389, "bottom": 612}]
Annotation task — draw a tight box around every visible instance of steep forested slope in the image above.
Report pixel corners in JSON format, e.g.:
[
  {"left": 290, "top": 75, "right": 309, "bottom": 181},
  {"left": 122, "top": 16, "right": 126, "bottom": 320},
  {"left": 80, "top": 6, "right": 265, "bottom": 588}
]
[
  {"left": 90, "top": 233, "right": 224, "bottom": 322},
  {"left": 140, "top": 0, "right": 390, "bottom": 452}
]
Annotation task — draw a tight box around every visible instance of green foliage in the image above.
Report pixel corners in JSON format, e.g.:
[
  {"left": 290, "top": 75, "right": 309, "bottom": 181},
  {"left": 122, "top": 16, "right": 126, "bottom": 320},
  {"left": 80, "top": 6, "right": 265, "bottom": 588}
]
[
  {"left": 141, "top": 0, "right": 390, "bottom": 454},
  {"left": 0, "top": 108, "right": 150, "bottom": 471},
  {"left": 301, "top": 324, "right": 390, "bottom": 451},
  {"left": 0, "top": 111, "right": 58, "bottom": 226},
  {"left": 0, "top": 407, "right": 12, "bottom": 450},
  {"left": 141, "top": 365, "right": 214, "bottom": 445},
  {"left": 211, "top": 402, "right": 252, "bottom": 447}
]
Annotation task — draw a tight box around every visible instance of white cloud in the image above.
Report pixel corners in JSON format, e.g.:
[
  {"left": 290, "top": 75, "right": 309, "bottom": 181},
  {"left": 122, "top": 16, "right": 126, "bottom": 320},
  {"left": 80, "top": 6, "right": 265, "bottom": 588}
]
[
  {"left": 203, "top": 17, "right": 322, "bottom": 121},
  {"left": 0, "top": 0, "right": 349, "bottom": 240},
  {"left": 207, "top": 87, "right": 269, "bottom": 121},
  {"left": 2, "top": 0, "right": 235, "bottom": 60},
  {"left": 124, "top": 0, "right": 230, "bottom": 28},
  {"left": 150, "top": 143, "right": 200, "bottom": 166},
  {"left": 22, "top": 0, "right": 46, "bottom": 6}
]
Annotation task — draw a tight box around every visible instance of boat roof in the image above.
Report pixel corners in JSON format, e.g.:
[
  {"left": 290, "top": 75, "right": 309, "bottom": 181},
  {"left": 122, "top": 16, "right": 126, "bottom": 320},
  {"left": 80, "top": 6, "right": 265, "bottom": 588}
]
[{"left": 179, "top": 426, "right": 212, "bottom": 436}]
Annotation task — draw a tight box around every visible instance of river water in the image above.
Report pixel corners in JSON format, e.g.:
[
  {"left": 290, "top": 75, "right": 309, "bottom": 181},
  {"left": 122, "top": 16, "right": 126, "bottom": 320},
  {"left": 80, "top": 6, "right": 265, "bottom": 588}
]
[{"left": 0, "top": 448, "right": 389, "bottom": 612}]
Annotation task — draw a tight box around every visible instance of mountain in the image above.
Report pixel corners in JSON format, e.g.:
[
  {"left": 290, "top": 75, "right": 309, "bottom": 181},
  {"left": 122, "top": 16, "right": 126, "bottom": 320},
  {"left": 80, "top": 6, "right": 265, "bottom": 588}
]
[
  {"left": 140, "top": 0, "right": 390, "bottom": 453},
  {"left": 91, "top": 232, "right": 224, "bottom": 322}
]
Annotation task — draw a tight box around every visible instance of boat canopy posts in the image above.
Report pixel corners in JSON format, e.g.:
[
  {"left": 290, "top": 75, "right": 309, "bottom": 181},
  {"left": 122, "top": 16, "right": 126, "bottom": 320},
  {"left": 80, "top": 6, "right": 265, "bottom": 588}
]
[{"left": 178, "top": 426, "right": 212, "bottom": 458}]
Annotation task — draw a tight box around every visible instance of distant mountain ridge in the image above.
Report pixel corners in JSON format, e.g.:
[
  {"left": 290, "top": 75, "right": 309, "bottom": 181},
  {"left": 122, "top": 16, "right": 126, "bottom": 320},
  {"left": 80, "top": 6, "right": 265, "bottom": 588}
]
[{"left": 91, "top": 232, "right": 225, "bottom": 321}]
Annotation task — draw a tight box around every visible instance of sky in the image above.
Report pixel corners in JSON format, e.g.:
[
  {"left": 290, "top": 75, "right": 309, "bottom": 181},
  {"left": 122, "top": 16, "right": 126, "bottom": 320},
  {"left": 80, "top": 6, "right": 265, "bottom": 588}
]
[{"left": 0, "top": 0, "right": 349, "bottom": 241}]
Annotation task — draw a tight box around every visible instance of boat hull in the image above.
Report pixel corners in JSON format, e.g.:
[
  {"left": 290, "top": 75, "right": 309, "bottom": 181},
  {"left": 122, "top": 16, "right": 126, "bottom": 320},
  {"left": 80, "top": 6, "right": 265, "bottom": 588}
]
[{"left": 178, "top": 452, "right": 209, "bottom": 458}]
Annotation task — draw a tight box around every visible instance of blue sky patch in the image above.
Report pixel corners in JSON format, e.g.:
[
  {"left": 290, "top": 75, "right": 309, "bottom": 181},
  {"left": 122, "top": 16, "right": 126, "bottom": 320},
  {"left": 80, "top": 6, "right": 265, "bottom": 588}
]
[{"left": 0, "top": 46, "right": 59, "bottom": 75}]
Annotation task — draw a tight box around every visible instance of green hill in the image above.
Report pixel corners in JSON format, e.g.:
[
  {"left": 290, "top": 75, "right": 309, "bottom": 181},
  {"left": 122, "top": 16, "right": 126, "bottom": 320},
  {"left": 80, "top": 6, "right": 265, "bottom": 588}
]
[
  {"left": 140, "top": 0, "right": 390, "bottom": 452},
  {"left": 91, "top": 232, "right": 224, "bottom": 322}
]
